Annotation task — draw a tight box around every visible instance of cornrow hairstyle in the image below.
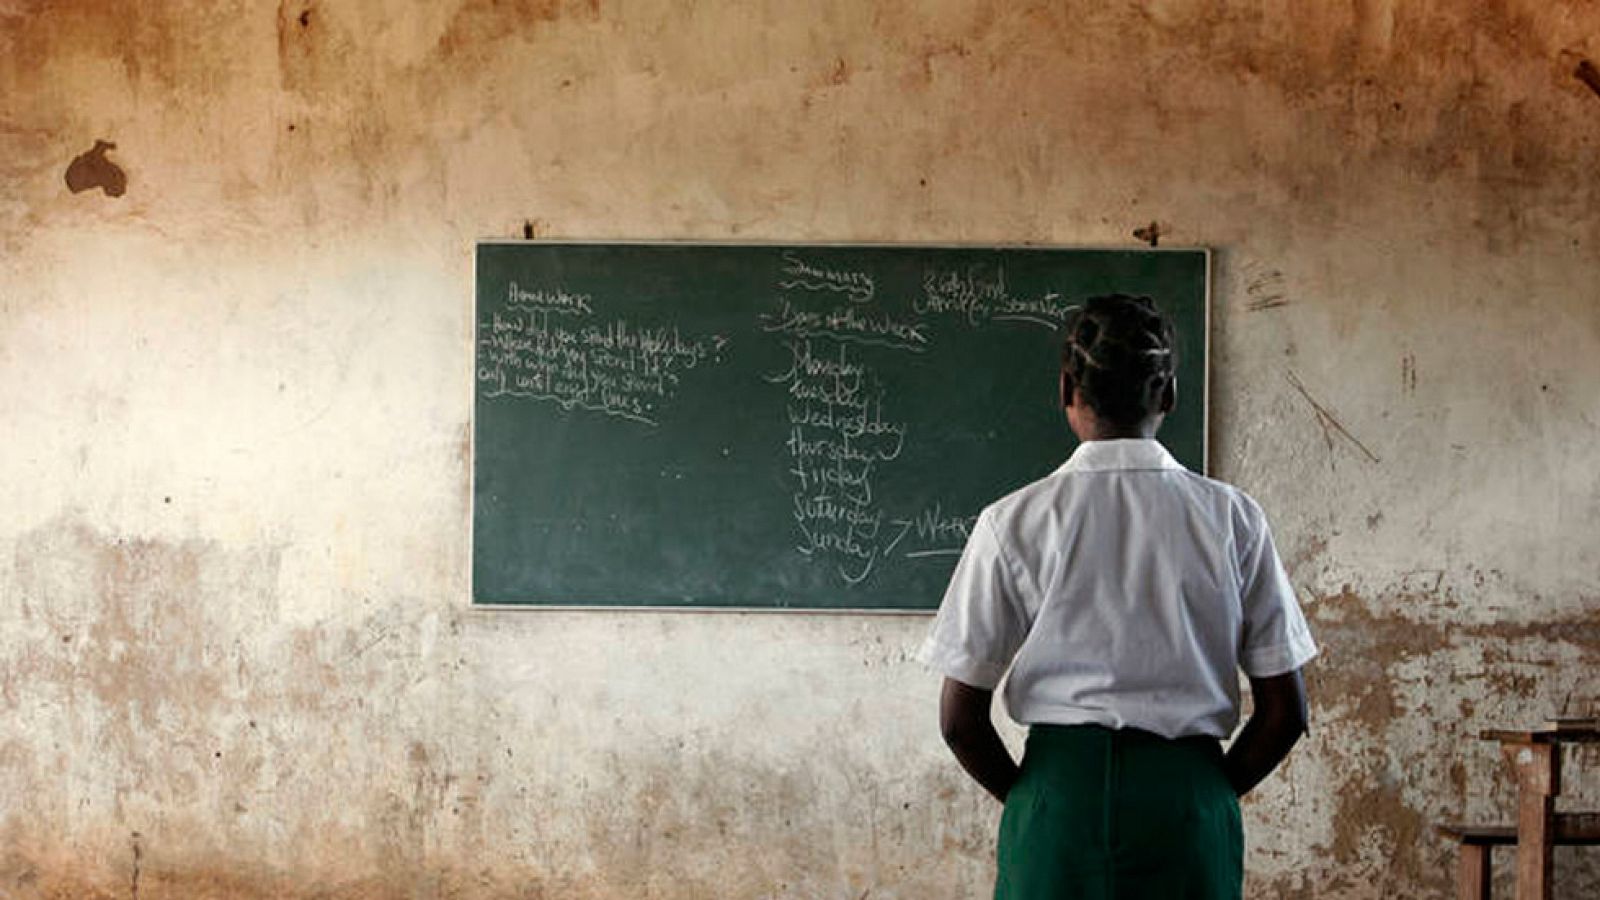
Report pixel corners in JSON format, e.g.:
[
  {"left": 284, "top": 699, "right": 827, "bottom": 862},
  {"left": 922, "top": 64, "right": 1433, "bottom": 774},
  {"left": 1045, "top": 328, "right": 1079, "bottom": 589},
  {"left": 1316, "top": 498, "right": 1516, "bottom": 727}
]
[{"left": 1060, "top": 294, "right": 1177, "bottom": 427}]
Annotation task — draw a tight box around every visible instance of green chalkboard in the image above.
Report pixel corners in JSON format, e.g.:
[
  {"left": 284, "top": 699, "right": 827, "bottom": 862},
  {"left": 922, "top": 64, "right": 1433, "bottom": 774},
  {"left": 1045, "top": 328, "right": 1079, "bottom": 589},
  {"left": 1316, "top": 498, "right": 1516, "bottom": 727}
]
[{"left": 473, "top": 243, "right": 1208, "bottom": 610}]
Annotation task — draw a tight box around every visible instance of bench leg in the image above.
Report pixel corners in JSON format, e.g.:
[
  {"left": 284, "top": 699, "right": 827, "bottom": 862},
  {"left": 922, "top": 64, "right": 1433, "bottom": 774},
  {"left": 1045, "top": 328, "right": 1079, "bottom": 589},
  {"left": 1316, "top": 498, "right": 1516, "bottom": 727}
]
[
  {"left": 1503, "top": 742, "right": 1558, "bottom": 900},
  {"left": 1457, "top": 843, "right": 1491, "bottom": 900}
]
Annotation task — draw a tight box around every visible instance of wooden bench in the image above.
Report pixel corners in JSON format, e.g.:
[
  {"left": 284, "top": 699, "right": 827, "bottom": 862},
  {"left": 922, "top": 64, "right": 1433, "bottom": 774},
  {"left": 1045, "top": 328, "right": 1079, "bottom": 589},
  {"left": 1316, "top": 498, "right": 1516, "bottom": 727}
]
[{"left": 1438, "top": 814, "right": 1600, "bottom": 900}]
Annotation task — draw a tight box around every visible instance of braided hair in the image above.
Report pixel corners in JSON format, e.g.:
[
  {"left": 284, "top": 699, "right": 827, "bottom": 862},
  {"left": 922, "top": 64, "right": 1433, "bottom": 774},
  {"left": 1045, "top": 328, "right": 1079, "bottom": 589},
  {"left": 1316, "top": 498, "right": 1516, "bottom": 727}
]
[{"left": 1060, "top": 294, "right": 1176, "bottom": 427}]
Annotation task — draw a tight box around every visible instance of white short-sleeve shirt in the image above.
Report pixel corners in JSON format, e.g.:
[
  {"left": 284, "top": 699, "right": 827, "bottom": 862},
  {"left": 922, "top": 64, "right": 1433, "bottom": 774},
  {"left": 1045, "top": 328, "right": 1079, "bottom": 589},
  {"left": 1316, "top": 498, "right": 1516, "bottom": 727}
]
[{"left": 917, "top": 439, "right": 1317, "bottom": 739}]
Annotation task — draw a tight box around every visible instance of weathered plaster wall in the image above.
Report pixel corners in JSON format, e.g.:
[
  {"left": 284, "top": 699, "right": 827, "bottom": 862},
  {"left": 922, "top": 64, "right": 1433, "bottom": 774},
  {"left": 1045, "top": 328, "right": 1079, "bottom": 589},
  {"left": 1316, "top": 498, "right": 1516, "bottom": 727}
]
[{"left": 2, "top": 1, "right": 1598, "bottom": 897}]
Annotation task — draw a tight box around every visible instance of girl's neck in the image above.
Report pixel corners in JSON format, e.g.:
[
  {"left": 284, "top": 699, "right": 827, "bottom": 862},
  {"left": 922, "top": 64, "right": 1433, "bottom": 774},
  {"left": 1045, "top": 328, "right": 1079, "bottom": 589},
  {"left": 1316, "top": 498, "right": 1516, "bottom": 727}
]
[{"left": 1070, "top": 415, "right": 1162, "bottom": 443}]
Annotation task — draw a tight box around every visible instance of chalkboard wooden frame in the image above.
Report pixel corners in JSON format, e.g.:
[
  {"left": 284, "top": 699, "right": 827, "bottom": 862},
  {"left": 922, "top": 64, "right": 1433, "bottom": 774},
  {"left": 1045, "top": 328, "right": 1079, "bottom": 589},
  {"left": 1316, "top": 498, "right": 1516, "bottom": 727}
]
[{"left": 471, "top": 241, "right": 1210, "bottom": 613}]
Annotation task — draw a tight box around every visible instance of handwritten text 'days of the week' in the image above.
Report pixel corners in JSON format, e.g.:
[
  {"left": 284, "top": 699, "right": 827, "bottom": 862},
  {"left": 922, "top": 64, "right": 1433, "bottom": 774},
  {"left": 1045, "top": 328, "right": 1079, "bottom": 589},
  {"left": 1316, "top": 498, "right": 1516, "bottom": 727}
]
[
  {"left": 761, "top": 256, "right": 1027, "bottom": 587},
  {"left": 765, "top": 253, "right": 925, "bottom": 351},
  {"left": 478, "top": 293, "right": 727, "bottom": 426},
  {"left": 765, "top": 338, "right": 909, "bottom": 584}
]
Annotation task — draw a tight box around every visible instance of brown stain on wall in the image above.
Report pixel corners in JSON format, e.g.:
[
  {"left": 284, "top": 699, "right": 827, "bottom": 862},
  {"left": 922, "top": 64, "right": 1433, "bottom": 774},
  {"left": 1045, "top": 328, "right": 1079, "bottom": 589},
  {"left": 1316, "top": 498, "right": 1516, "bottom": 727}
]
[
  {"left": 1, "top": 743, "right": 991, "bottom": 898},
  {"left": 11, "top": 0, "right": 1593, "bottom": 243},
  {"left": 1299, "top": 586, "right": 1600, "bottom": 895},
  {"left": 268, "top": 1, "right": 404, "bottom": 214},
  {"left": 275, "top": 1, "right": 357, "bottom": 96},
  {"left": 808, "top": 55, "right": 854, "bottom": 90},
  {"left": 2, "top": 521, "right": 270, "bottom": 896},
  {"left": 433, "top": 0, "right": 602, "bottom": 60},
  {"left": 63, "top": 139, "right": 126, "bottom": 197},
  {"left": 1, "top": 0, "right": 253, "bottom": 96},
  {"left": 2, "top": 519, "right": 1596, "bottom": 886},
  {"left": 9, "top": 862, "right": 559, "bottom": 900},
  {"left": 1, "top": 513, "right": 997, "bottom": 896},
  {"left": 20, "top": 524, "right": 222, "bottom": 729},
  {"left": 0, "top": 519, "right": 493, "bottom": 897},
  {"left": 1015, "top": 1, "right": 1598, "bottom": 250}
]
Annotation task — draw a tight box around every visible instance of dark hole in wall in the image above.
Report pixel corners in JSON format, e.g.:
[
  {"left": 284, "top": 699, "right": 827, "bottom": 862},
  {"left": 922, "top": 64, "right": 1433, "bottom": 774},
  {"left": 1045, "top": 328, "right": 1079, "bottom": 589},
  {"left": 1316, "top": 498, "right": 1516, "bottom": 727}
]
[{"left": 64, "top": 140, "right": 127, "bottom": 198}]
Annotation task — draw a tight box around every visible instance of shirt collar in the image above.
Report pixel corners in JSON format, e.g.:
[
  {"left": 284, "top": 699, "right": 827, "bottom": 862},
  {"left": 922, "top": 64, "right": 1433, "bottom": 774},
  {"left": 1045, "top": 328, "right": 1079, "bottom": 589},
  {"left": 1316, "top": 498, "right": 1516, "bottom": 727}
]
[{"left": 1058, "top": 438, "right": 1185, "bottom": 474}]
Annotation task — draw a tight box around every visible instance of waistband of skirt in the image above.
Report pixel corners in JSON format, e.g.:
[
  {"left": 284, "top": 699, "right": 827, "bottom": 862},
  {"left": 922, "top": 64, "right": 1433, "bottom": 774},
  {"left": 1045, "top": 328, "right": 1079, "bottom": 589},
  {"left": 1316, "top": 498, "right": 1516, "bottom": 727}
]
[{"left": 1026, "top": 723, "right": 1222, "bottom": 754}]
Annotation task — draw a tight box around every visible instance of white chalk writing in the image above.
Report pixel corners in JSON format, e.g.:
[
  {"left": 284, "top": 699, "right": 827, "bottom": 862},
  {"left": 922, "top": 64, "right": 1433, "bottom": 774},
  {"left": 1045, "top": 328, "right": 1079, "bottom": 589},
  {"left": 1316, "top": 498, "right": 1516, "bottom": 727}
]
[
  {"left": 993, "top": 292, "right": 1080, "bottom": 329},
  {"left": 780, "top": 251, "right": 876, "bottom": 303},
  {"left": 759, "top": 296, "right": 929, "bottom": 352},
  {"left": 478, "top": 300, "right": 728, "bottom": 426},
  {"left": 508, "top": 281, "right": 594, "bottom": 316},
  {"left": 917, "top": 265, "right": 1079, "bottom": 329},
  {"left": 767, "top": 336, "right": 910, "bottom": 585},
  {"left": 885, "top": 503, "right": 977, "bottom": 560}
]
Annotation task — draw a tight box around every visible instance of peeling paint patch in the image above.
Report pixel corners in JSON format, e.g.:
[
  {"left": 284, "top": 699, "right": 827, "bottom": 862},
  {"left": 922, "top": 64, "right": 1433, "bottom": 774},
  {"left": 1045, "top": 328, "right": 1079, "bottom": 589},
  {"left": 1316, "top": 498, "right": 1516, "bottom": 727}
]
[
  {"left": 1298, "top": 587, "right": 1600, "bottom": 896},
  {"left": 64, "top": 139, "right": 126, "bottom": 197}
]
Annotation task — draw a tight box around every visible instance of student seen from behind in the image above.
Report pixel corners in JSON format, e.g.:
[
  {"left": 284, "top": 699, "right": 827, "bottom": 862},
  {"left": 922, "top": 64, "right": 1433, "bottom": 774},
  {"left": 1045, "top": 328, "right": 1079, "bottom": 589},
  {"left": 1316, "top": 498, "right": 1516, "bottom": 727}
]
[{"left": 919, "top": 294, "right": 1317, "bottom": 900}]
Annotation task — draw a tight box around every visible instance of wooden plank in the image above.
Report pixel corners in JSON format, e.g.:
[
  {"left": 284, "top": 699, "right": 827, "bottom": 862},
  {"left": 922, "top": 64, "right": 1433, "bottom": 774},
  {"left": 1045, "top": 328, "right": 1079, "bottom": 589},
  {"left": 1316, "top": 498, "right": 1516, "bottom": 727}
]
[
  {"left": 1561, "top": 812, "right": 1600, "bottom": 840},
  {"left": 1456, "top": 843, "right": 1491, "bottom": 900},
  {"left": 1437, "top": 815, "right": 1600, "bottom": 845},
  {"left": 1503, "top": 742, "right": 1556, "bottom": 900},
  {"left": 1544, "top": 717, "right": 1600, "bottom": 733},
  {"left": 1481, "top": 728, "right": 1600, "bottom": 744}
]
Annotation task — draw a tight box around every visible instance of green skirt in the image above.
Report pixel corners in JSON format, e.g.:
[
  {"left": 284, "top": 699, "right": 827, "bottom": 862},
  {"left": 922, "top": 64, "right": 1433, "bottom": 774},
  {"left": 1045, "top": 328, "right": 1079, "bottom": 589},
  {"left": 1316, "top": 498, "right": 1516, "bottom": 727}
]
[{"left": 995, "top": 725, "right": 1242, "bottom": 900}]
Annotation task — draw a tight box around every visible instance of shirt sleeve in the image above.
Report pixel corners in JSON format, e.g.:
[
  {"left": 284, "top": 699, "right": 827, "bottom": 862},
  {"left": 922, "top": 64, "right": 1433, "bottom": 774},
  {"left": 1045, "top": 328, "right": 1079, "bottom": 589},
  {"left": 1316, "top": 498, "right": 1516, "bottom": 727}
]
[
  {"left": 916, "top": 508, "right": 1031, "bottom": 689},
  {"left": 1236, "top": 499, "right": 1318, "bottom": 678}
]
